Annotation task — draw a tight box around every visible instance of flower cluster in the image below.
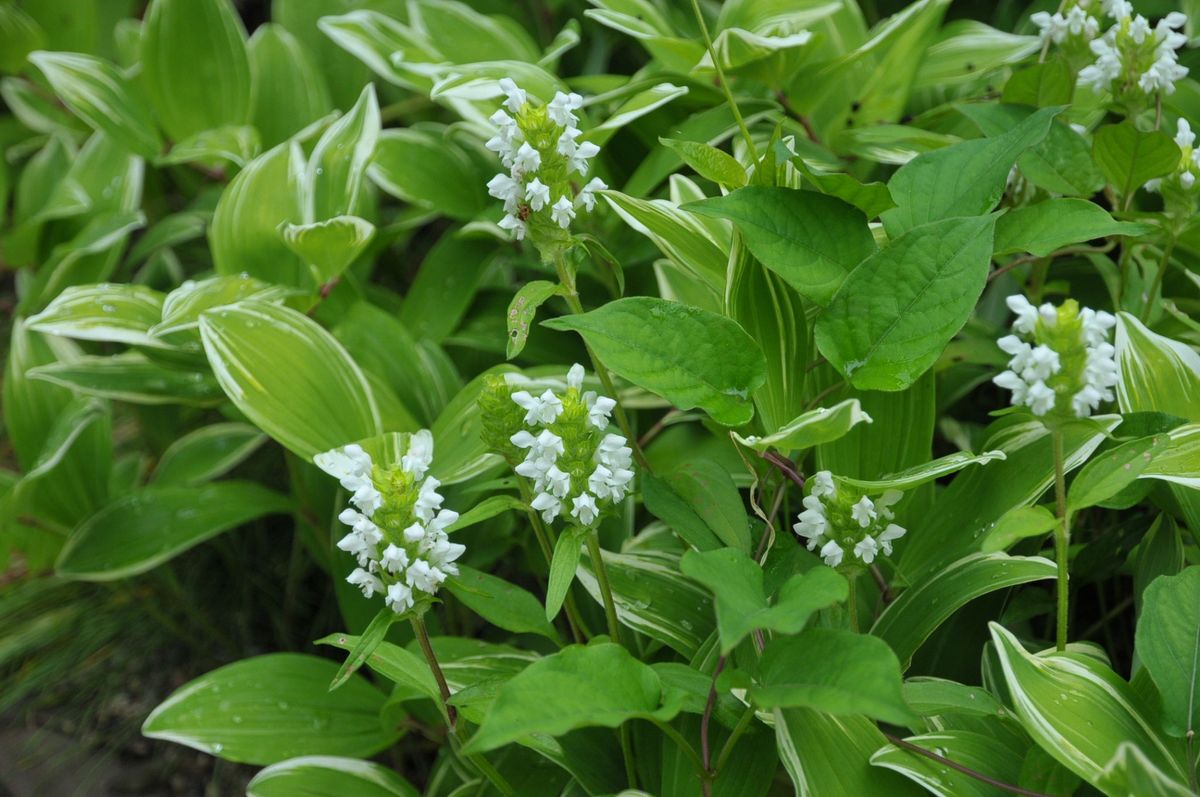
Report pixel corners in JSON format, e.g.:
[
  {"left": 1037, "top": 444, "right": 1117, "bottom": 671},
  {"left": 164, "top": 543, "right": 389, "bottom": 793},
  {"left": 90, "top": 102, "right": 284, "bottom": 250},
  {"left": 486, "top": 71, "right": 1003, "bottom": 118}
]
[
  {"left": 793, "top": 471, "right": 907, "bottom": 568},
  {"left": 485, "top": 79, "right": 606, "bottom": 250},
  {"left": 315, "top": 431, "right": 465, "bottom": 614},
  {"left": 1145, "top": 118, "right": 1200, "bottom": 193},
  {"left": 1051, "top": 3, "right": 1190, "bottom": 98},
  {"left": 993, "top": 295, "right": 1119, "bottom": 419},
  {"left": 481, "top": 364, "right": 633, "bottom": 527}
]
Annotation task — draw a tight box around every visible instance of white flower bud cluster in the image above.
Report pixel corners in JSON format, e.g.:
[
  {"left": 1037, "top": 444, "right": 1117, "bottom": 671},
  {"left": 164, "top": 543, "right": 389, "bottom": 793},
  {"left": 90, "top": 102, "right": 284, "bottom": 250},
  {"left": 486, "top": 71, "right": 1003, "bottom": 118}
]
[
  {"left": 793, "top": 471, "right": 907, "bottom": 568},
  {"left": 316, "top": 430, "right": 465, "bottom": 614},
  {"left": 509, "top": 364, "right": 632, "bottom": 527},
  {"left": 1032, "top": 5, "right": 1100, "bottom": 44},
  {"left": 1073, "top": 6, "right": 1188, "bottom": 96},
  {"left": 993, "top": 295, "right": 1118, "bottom": 418},
  {"left": 1145, "top": 118, "right": 1200, "bottom": 192},
  {"left": 485, "top": 79, "right": 607, "bottom": 241}
]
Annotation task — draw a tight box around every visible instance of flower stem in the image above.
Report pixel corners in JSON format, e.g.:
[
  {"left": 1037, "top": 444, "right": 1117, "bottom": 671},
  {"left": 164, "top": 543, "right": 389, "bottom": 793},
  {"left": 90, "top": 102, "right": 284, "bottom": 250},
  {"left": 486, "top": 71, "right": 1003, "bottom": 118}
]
[
  {"left": 713, "top": 704, "right": 756, "bottom": 774},
  {"left": 1052, "top": 429, "right": 1070, "bottom": 652},
  {"left": 1142, "top": 239, "right": 1175, "bottom": 322},
  {"left": 412, "top": 616, "right": 457, "bottom": 728},
  {"left": 552, "top": 252, "right": 649, "bottom": 470},
  {"left": 847, "top": 574, "right": 859, "bottom": 633},
  {"left": 688, "top": 0, "right": 759, "bottom": 161},
  {"left": 519, "top": 479, "right": 587, "bottom": 643},
  {"left": 586, "top": 531, "right": 622, "bottom": 644}
]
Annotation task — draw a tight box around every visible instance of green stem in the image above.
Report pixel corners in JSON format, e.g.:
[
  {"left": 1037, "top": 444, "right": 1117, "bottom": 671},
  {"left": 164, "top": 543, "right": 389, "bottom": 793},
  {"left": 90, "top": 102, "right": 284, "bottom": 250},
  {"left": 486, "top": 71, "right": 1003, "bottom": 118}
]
[
  {"left": 653, "top": 718, "right": 707, "bottom": 781},
  {"left": 552, "top": 253, "right": 649, "bottom": 470},
  {"left": 713, "top": 705, "right": 756, "bottom": 774},
  {"left": 1052, "top": 430, "right": 1070, "bottom": 652},
  {"left": 519, "top": 480, "right": 588, "bottom": 644},
  {"left": 1142, "top": 240, "right": 1175, "bottom": 322},
  {"left": 446, "top": 728, "right": 518, "bottom": 797},
  {"left": 412, "top": 616, "right": 457, "bottom": 728},
  {"left": 847, "top": 574, "right": 859, "bottom": 633},
  {"left": 586, "top": 532, "right": 622, "bottom": 644},
  {"left": 689, "top": 0, "right": 759, "bottom": 161}
]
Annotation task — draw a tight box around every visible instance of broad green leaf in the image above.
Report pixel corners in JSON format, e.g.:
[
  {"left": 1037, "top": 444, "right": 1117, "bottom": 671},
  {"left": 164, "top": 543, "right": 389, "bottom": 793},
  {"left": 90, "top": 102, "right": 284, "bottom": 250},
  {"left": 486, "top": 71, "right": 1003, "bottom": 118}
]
[
  {"left": 153, "top": 274, "right": 295, "bottom": 345},
  {"left": 445, "top": 565, "right": 557, "bottom": 640},
  {"left": 815, "top": 214, "right": 996, "bottom": 391},
  {"left": 547, "top": 529, "right": 585, "bottom": 621},
  {"left": 464, "top": 642, "right": 683, "bottom": 754},
  {"left": 836, "top": 449, "right": 1006, "bottom": 492},
  {"left": 128, "top": 211, "right": 210, "bottom": 265},
  {"left": 23, "top": 211, "right": 147, "bottom": 312},
  {"left": 304, "top": 83, "right": 380, "bottom": 222},
  {"left": 0, "top": 5, "right": 43, "bottom": 74},
  {"left": 795, "top": 162, "right": 897, "bottom": 219},
  {"left": 506, "top": 280, "right": 561, "bottom": 360},
  {"left": 871, "top": 729, "right": 1027, "bottom": 797},
  {"left": 1142, "top": 424, "right": 1200, "bottom": 490},
  {"left": 681, "top": 548, "right": 847, "bottom": 653},
  {"left": 141, "top": 0, "right": 252, "bottom": 142},
  {"left": 56, "top": 482, "right": 290, "bottom": 580},
  {"left": 429, "top": 61, "right": 565, "bottom": 120},
  {"left": 158, "top": 125, "right": 260, "bottom": 168},
  {"left": 981, "top": 505, "right": 1059, "bottom": 553},
  {"left": 1069, "top": 434, "right": 1171, "bottom": 510},
  {"left": 872, "top": 552, "right": 1057, "bottom": 667},
  {"left": 28, "top": 354, "right": 223, "bottom": 406},
  {"left": 151, "top": 423, "right": 266, "bottom": 486},
  {"left": 199, "top": 301, "right": 381, "bottom": 460},
  {"left": 28, "top": 51, "right": 161, "bottom": 158},
  {"left": 27, "top": 283, "right": 164, "bottom": 347},
  {"left": 210, "top": 141, "right": 307, "bottom": 286},
  {"left": 994, "top": 199, "right": 1155, "bottom": 257},
  {"left": 316, "top": 10, "right": 443, "bottom": 92},
  {"left": 1115, "top": 312, "right": 1200, "bottom": 421},
  {"left": 902, "top": 677, "right": 1006, "bottom": 718},
  {"left": 989, "top": 622, "right": 1186, "bottom": 788},
  {"left": 659, "top": 138, "right": 746, "bottom": 188},
  {"left": 142, "top": 653, "right": 397, "bottom": 765},
  {"left": 397, "top": 229, "right": 497, "bottom": 344},
  {"left": 911, "top": 20, "right": 1038, "bottom": 89},
  {"left": 369, "top": 128, "right": 487, "bottom": 221},
  {"left": 688, "top": 187, "right": 875, "bottom": 306},
  {"left": 1136, "top": 566, "right": 1200, "bottom": 737},
  {"left": 578, "top": 545, "right": 714, "bottom": 658},
  {"left": 281, "top": 215, "right": 375, "bottom": 285},
  {"left": 410, "top": 1, "right": 539, "bottom": 65},
  {"left": 247, "top": 23, "right": 332, "bottom": 148},
  {"left": 1096, "top": 743, "right": 1193, "bottom": 797},
  {"left": 1093, "top": 122, "right": 1181, "bottom": 201},
  {"left": 775, "top": 707, "right": 925, "bottom": 797},
  {"left": 881, "top": 106, "right": 1058, "bottom": 236},
  {"left": 247, "top": 756, "right": 419, "bottom": 797},
  {"left": 753, "top": 629, "right": 916, "bottom": 725},
  {"left": 643, "top": 461, "right": 749, "bottom": 553},
  {"left": 542, "top": 297, "right": 767, "bottom": 426},
  {"left": 1002, "top": 59, "right": 1075, "bottom": 107}
]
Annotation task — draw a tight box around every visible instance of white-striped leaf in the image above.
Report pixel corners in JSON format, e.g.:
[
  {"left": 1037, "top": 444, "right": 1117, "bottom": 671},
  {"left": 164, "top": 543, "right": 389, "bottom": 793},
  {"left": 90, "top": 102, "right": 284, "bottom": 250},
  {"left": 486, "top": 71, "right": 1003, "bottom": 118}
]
[
  {"left": 1115, "top": 312, "right": 1200, "bottom": 421},
  {"left": 1140, "top": 424, "right": 1200, "bottom": 490},
  {"left": 871, "top": 729, "right": 1027, "bottom": 796},
  {"left": 837, "top": 449, "right": 1007, "bottom": 492},
  {"left": 733, "top": 399, "right": 872, "bottom": 453},
  {"left": 603, "top": 190, "right": 729, "bottom": 295},
  {"left": 304, "top": 83, "right": 380, "bottom": 223},
  {"left": 247, "top": 756, "right": 418, "bottom": 797},
  {"left": 280, "top": 215, "right": 375, "bottom": 286},
  {"left": 27, "top": 283, "right": 166, "bottom": 348}
]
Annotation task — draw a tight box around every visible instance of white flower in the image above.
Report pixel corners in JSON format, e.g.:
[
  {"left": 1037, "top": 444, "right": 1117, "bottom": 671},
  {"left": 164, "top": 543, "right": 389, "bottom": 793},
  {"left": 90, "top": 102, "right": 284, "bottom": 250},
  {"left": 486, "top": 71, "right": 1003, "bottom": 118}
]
[
  {"left": 994, "top": 369, "right": 1030, "bottom": 406},
  {"left": 1182, "top": 171, "right": 1196, "bottom": 189},
  {"left": 1180, "top": 119, "right": 1197, "bottom": 150},
  {"left": 428, "top": 508, "right": 460, "bottom": 534},
  {"left": 577, "top": 177, "right": 607, "bottom": 212},
  {"left": 851, "top": 496, "right": 876, "bottom": 528},
  {"left": 551, "top": 195, "right": 576, "bottom": 228},
  {"left": 531, "top": 491, "right": 562, "bottom": 523},
  {"left": 415, "top": 477, "right": 444, "bottom": 522},
  {"left": 1080, "top": 307, "right": 1117, "bottom": 345},
  {"left": 351, "top": 483, "right": 383, "bottom": 516},
  {"left": 487, "top": 173, "right": 522, "bottom": 213},
  {"left": 557, "top": 126, "right": 582, "bottom": 157},
  {"left": 535, "top": 429, "right": 566, "bottom": 460},
  {"left": 499, "top": 78, "right": 527, "bottom": 113},
  {"left": 1032, "top": 11, "right": 1069, "bottom": 44},
  {"left": 315, "top": 444, "right": 374, "bottom": 493},
  {"left": 548, "top": 91, "right": 584, "bottom": 126},
  {"left": 1005, "top": 295, "right": 1040, "bottom": 335},
  {"left": 810, "top": 470, "right": 836, "bottom": 499},
  {"left": 1079, "top": 34, "right": 1123, "bottom": 92},
  {"left": 875, "top": 490, "right": 903, "bottom": 520},
  {"left": 1023, "top": 345, "right": 1062, "bottom": 382},
  {"left": 1129, "top": 14, "right": 1151, "bottom": 44},
  {"left": 1065, "top": 6, "right": 1099, "bottom": 38},
  {"left": 1145, "top": 177, "right": 1163, "bottom": 192},
  {"left": 569, "top": 141, "right": 600, "bottom": 175},
  {"left": 571, "top": 492, "right": 599, "bottom": 525},
  {"left": 381, "top": 543, "right": 409, "bottom": 573},
  {"left": 512, "top": 388, "right": 564, "bottom": 425},
  {"left": 337, "top": 532, "right": 375, "bottom": 568},
  {"left": 521, "top": 177, "right": 549, "bottom": 211},
  {"left": 589, "top": 464, "right": 614, "bottom": 498},
  {"left": 1072, "top": 384, "right": 1104, "bottom": 416},
  {"left": 819, "top": 540, "right": 844, "bottom": 568},
  {"left": 1101, "top": 0, "right": 1132, "bottom": 20},
  {"left": 877, "top": 523, "right": 906, "bottom": 556},
  {"left": 407, "top": 559, "right": 445, "bottom": 593},
  {"left": 854, "top": 535, "right": 879, "bottom": 564},
  {"left": 403, "top": 522, "right": 425, "bottom": 544},
  {"left": 794, "top": 497, "right": 828, "bottom": 548},
  {"left": 545, "top": 464, "right": 572, "bottom": 498},
  {"left": 567, "top": 363, "right": 586, "bottom": 390},
  {"left": 385, "top": 582, "right": 414, "bottom": 613},
  {"left": 348, "top": 567, "right": 384, "bottom": 599},
  {"left": 587, "top": 393, "right": 616, "bottom": 429},
  {"left": 513, "top": 142, "right": 541, "bottom": 175},
  {"left": 1027, "top": 380, "right": 1057, "bottom": 416},
  {"left": 401, "top": 430, "right": 434, "bottom": 476},
  {"left": 498, "top": 213, "right": 526, "bottom": 240}
]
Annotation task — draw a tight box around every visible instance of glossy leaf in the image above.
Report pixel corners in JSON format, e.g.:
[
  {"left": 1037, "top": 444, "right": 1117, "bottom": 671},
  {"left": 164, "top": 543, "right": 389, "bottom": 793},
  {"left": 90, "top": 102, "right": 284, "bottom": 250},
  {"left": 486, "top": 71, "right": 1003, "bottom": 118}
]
[
  {"left": 643, "top": 461, "right": 749, "bottom": 553},
  {"left": 28, "top": 354, "right": 223, "bottom": 406},
  {"left": 445, "top": 565, "right": 558, "bottom": 640},
  {"left": 1115, "top": 312, "right": 1200, "bottom": 421},
  {"left": 369, "top": 128, "right": 487, "bottom": 221},
  {"left": 1069, "top": 434, "right": 1171, "bottom": 511},
  {"left": 506, "top": 280, "right": 561, "bottom": 360},
  {"left": 994, "top": 199, "right": 1155, "bottom": 257},
  {"left": 659, "top": 138, "right": 746, "bottom": 188},
  {"left": 247, "top": 23, "right": 332, "bottom": 148},
  {"left": 247, "top": 756, "right": 419, "bottom": 797},
  {"left": 1136, "top": 566, "right": 1200, "bottom": 737},
  {"left": 304, "top": 83, "right": 380, "bottom": 222},
  {"left": 151, "top": 423, "right": 266, "bottom": 486},
  {"left": 872, "top": 729, "right": 1027, "bottom": 797},
  {"left": 27, "top": 283, "right": 164, "bottom": 347},
  {"left": 280, "top": 215, "right": 375, "bottom": 286}
]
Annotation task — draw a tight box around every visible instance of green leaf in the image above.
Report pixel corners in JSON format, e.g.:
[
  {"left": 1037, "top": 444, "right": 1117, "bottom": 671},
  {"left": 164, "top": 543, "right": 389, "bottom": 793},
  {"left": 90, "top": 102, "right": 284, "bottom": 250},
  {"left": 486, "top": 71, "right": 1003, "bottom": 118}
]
[
  {"left": 140, "top": 0, "right": 251, "bottom": 142},
  {"left": 1115, "top": 312, "right": 1200, "bottom": 421},
  {"left": 1137, "top": 566, "right": 1200, "bottom": 737},
  {"left": 989, "top": 622, "right": 1186, "bottom": 788},
  {"left": 734, "top": 399, "right": 872, "bottom": 454},
  {"left": 27, "top": 283, "right": 165, "bottom": 347},
  {"left": 815, "top": 214, "right": 997, "bottom": 391},
  {"left": 304, "top": 82, "right": 380, "bottom": 222},
  {"left": 369, "top": 128, "right": 487, "bottom": 221},
  {"left": 247, "top": 756, "right": 419, "bottom": 797},
  {"left": 681, "top": 548, "right": 847, "bottom": 653},
  {"left": 315, "top": 635, "right": 440, "bottom": 706},
  {"left": 199, "top": 301, "right": 381, "bottom": 460},
  {"left": 994, "top": 198, "right": 1155, "bottom": 257},
  {"left": 445, "top": 495, "right": 527, "bottom": 534},
  {"left": 981, "top": 505, "right": 1059, "bottom": 553},
  {"left": 687, "top": 187, "right": 875, "bottom": 305},
  {"left": 330, "top": 608, "right": 398, "bottom": 692},
  {"left": 0, "top": 4, "right": 43, "bottom": 74},
  {"left": 547, "top": 529, "right": 585, "bottom": 621},
  {"left": 542, "top": 297, "right": 767, "bottom": 426},
  {"left": 142, "top": 653, "right": 397, "bottom": 765},
  {"left": 1069, "top": 434, "right": 1171, "bottom": 511},
  {"left": 158, "top": 124, "right": 260, "bottom": 168},
  {"left": 429, "top": 366, "right": 508, "bottom": 485},
  {"left": 28, "top": 51, "right": 161, "bottom": 159},
  {"left": 753, "top": 629, "right": 916, "bottom": 725},
  {"left": 872, "top": 729, "right": 1028, "bottom": 797},
  {"left": 1002, "top": 59, "right": 1075, "bottom": 107},
  {"left": 1096, "top": 743, "right": 1193, "bottom": 797},
  {"left": 643, "top": 462, "right": 749, "bottom": 553},
  {"left": 659, "top": 138, "right": 746, "bottom": 188},
  {"left": 881, "top": 105, "right": 1059, "bottom": 236},
  {"left": 506, "top": 281, "right": 561, "bottom": 360},
  {"left": 316, "top": 10, "right": 443, "bottom": 92},
  {"left": 795, "top": 162, "right": 897, "bottom": 219},
  {"left": 903, "top": 677, "right": 1006, "bottom": 718},
  {"left": 247, "top": 23, "right": 332, "bottom": 148},
  {"left": 153, "top": 274, "right": 295, "bottom": 345},
  {"left": 837, "top": 449, "right": 1007, "bottom": 492},
  {"left": 56, "top": 482, "right": 290, "bottom": 580},
  {"left": 281, "top": 215, "right": 375, "bottom": 286},
  {"left": 1142, "top": 424, "right": 1200, "bottom": 490},
  {"left": 210, "top": 141, "right": 306, "bottom": 285},
  {"left": 27, "top": 354, "right": 224, "bottom": 406},
  {"left": 1093, "top": 122, "right": 1181, "bottom": 200},
  {"left": 872, "top": 552, "right": 1057, "bottom": 667},
  {"left": 445, "top": 565, "right": 558, "bottom": 640},
  {"left": 464, "top": 642, "right": 683, "bottom": 754},
  {"left": 151, "top": 423, "right": 266, "bottom": 486}
]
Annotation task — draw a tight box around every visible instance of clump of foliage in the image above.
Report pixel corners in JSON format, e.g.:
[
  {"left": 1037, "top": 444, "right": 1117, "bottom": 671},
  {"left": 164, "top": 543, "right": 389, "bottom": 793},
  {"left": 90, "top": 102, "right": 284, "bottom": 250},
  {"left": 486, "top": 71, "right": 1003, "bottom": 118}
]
[{"left": 3, "top": 0, "right": 1200, "bottom": 795}]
